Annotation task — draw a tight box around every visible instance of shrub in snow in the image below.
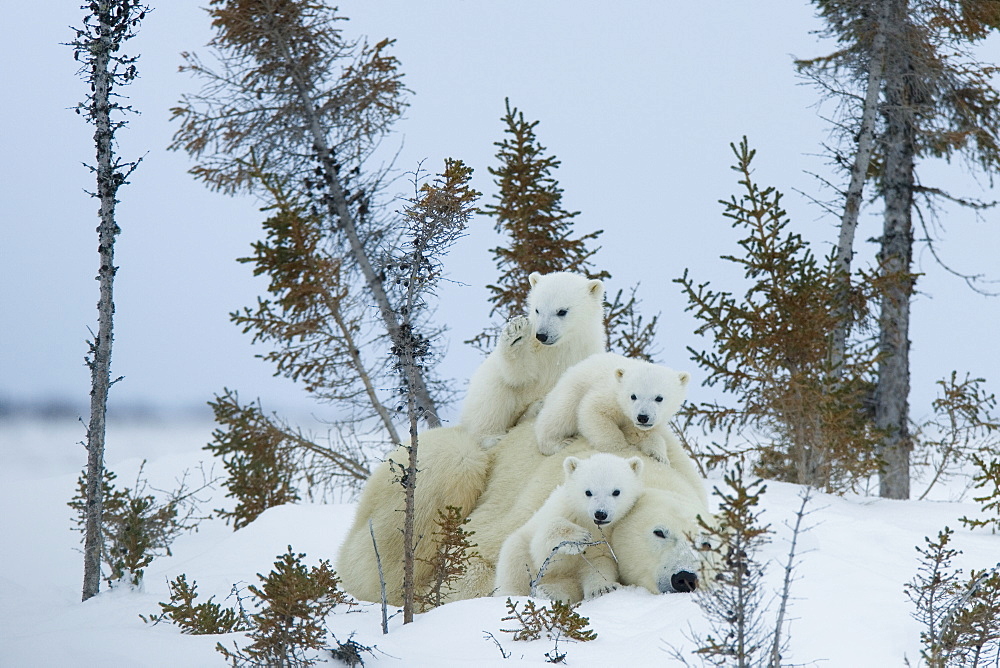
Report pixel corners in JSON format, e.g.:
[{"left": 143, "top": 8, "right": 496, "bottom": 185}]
[
  {"left": 906, "top": 527, "right": 1000, "bottom": 667},
  {"left": 69, "top": 462, "right": 210, "bottom": 588},
  {"left": 216, "top": 546, "right": 354, "bottom": 668},
  {"left": 500, "top": 596, "right": 596, "bottom": 662},
  {"left": 415, "top": 505, "right": 480, "bottom": 612},
  {"left": 142, "top": 574, "right": 251, "bottom": 635}
]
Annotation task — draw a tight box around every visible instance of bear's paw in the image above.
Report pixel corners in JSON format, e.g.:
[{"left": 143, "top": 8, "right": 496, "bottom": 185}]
[
  {"left": 501, "top": 315, "right": 531, "bottom": 348},
  {"left": 584, "top": 582, "right": 620, "bottom": 600}
]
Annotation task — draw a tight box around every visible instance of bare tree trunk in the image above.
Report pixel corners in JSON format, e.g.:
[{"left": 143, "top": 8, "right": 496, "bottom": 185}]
[
  {"left": 876, "top": 3, "right": 915, "bottom": 499},
  {"left": 399, "top": 248, "right": 427, "bottom": 624},
  {"left": 264, "top": 12, "right": 442, "bottom": 428},
  {"left": 829, "top": 0, "right": 889, "bottom": 374},
  {"left": 320, "top": 275, "right": 403, "bottom": 444},
  {"left": 401, "top": 374, "right": 420, "bottom": 624},
  {"left": 81, "top": 2, "right": 120, "bottom": 602},
  {"left": 311, "top": 144, "right": 442, "bottom": 429}
]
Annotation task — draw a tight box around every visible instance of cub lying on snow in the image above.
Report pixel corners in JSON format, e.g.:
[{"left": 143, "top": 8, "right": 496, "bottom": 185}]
[{"left": 494, "top": 453, "right": 644, "bottom": 603}]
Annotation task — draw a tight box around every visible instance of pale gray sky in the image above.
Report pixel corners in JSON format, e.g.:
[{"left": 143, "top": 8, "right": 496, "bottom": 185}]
[{"left": 2, "top": 1, "right": 998, "bottom": 427}]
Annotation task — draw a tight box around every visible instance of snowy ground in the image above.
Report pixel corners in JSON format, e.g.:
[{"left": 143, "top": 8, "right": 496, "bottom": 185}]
[{"left": 1, "top": 418, "right": 998, "bottom": 667}]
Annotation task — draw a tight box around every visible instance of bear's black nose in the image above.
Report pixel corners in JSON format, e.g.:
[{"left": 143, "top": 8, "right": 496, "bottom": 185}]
[
  {"left": 637, "top": 414, "right": 649, "bottom": 424},
  {"left": 594, "top": 510, "right": 608, "bottom": 523},
  {"left": 535, "top": 332, "right": 548, "bottom": 343},
  {"left": 671, "top": 571, "right": 697, "bottom": 592}
]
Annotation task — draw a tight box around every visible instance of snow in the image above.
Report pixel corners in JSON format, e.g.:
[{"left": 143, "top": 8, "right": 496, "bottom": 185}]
[{"left": 2, "top": 419, "right": 997, "bottom": 666}]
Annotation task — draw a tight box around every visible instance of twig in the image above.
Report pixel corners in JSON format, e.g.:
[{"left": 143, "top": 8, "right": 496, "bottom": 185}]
[
  {"left": 483, "top": 631, "right": 511, "bottom": 659},
  {"left": 769, "top": 486, "right": 814, "bottom": 668},
  {"left": 529, "top": 539, "right": 606, "bottom": 598},
  {"left": 369, "top": 519, "right": 389, "bottom": 634}
]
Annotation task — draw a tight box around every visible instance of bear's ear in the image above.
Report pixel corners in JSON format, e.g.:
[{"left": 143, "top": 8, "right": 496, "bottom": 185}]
[
  {"left": 563, "top": 456, "right": 580, "bottom": 476},
  {"left": 678, "top": 371, "right": 692, "bottom": 387},
  {"left": 627, "top": 457, "right": 644, "bottom": 476},
  {"left": 529, "top": 272, "right": 542, "bottom": 287},
  {"left": 587, "top": 279, "right": 604, "bottom": 298},
  {"left": 615, "top": 368, "right": 625, "bottom": 381}
]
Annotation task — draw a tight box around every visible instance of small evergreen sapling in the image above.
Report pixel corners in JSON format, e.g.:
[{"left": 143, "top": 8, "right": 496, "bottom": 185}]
[
  {"left": 676, "top": 138, "right": 880, "bottom": 493},
  {"left": 906, "top": 527, "right": 1000, "bottom": 667},
  {"left": 470, "top": 99, "right": 660, "bottom": 361},
  {"left": 217, "top": 546, "right": 354, "bottom": 668},
  {"left": 69, "top": 463, "right": 211, "bottom": 588},
  {"left": 470, "top": 98, "right": 606, "bottom": 353},
  {"left": 500, "top": 596, "right": 596, "bottom": 663},
  {"left": 415, "top": 505, "right": 480, "bottom": 612},
  {"left": 671, "top": 463, "right": 814, "bottom": 668},
  {"left": 691, "top": 465, "right": 771, "bottom": 667},
  {"left": 142, "top": 574, "right": 251, "bottom": 635},
  {"left": 206, "top": 390, "right": 301, "bottom": 530},
  {"left": 500, "top": 597, "right": 597, "bottom": 642}
]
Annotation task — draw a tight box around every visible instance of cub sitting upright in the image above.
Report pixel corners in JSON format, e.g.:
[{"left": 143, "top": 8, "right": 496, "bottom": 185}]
[
  {"left": 461, "top": 271, "right": 605, "bottom": 449},
  {"left": 534, "top": 352, "right": 690, "bottom": 464},
  {"left": 494, "top": 453, "right": 643, "bottom": 603}
]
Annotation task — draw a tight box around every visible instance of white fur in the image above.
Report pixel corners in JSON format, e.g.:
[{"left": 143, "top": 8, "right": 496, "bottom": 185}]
[
  {"left": 461, "top": 272, "right": 605, "bottom": 449},
  {"left": 494, "top": 453, "right": 643, "bottom": 602},
  {"left": 451, "top": 421, "right": 710, "bottom": 602},
  {"left": 337, "top": 422, "right": 711, "bottom": 606},
  {"left": 610, "top": 488, "right": 705, "bottom": 594},
  {"left": 335, "top": 426, "right": 490, "bottom": 607},
  {"left": 535, "top": 353, "right": 691, "bottom": 464}
]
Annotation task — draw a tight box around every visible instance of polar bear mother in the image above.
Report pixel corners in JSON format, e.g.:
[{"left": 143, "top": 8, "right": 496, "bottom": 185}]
[
  {"left": 460, "top": 271, "right": 605, "bottom": 449},
  {"left": 336, "top": 421, "right": 710, "bottom": 606}
]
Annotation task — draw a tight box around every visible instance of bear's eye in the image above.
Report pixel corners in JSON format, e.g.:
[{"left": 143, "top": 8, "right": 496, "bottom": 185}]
[
  {"left": 585, "top": 490, "right": 593, "bottom": 497},
  {"left": 612, "top": 489, "right": 621, "bottom": 497},
  {"left": 556, "top": 308, "right": 568, "bottom": 317},
  {"left": 630, "top": 394, "right": 637, "bottom": 401},
  {"left": 700, "top": 542, "right": 712, "bottom": 551},
  {"left": 653, "top": 529, "right": 667, "bottom": 539},
  {"left": 655, "top": 395, "right": 663, "bottom": 403},
  {"left": 535, "top": 308, "right": 539, "bottom": 314}
]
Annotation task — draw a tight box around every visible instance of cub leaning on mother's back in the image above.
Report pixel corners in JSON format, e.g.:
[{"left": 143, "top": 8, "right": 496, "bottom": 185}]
[
  {"left": 533, "top": 353, "right": 704, "bottom": 506},
  {"left": 460, "top": 271, "right": 605, "bottom": 449}
]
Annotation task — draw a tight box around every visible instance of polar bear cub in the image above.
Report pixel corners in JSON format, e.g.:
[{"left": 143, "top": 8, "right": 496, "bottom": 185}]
[
  {"left": 461, "top": 271, "right": 605, "bottom": 449},
  {"left": 535, "top": 352, "right": 691, "bottom": 463},
  {"left": 494, "top": 453, "right": 644, "bottom": 602}
]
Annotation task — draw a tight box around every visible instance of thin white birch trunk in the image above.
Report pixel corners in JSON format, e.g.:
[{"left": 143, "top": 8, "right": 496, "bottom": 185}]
[{"left": 829, "top": 0, "right": 890, "bottom": 375}]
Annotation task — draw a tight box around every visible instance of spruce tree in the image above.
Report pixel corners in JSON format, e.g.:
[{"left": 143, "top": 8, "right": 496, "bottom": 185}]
[
  {"left": 471, "top": 99, "right": 659, "bottom": 359},
  {"left": 172, "top": 3, "right": 448, "bottom": 468},
  {"left": 387, "top": 159, "right": 479, "bottom": 624},
  {"left": 482, "top": 99, "right": 606, "bottom": 319},
  {"left": 801, "top": 0, "right": 1000, "bottom": 498},
  {"left": 677, "top": 139, "right": 880, "bottom": 492}
]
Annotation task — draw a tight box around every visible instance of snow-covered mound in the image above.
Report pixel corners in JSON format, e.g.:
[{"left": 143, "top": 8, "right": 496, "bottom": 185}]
[{"left": 1, "top": 419, "right": 997, "bottom": 666}]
